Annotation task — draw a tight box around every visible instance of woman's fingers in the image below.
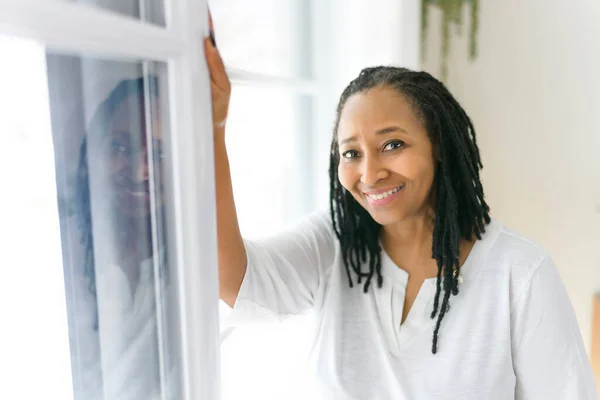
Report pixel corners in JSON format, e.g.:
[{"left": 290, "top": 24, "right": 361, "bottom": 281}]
[
  {"left": 205, "top": 37, "right": 230, "bottom": 127},
  {"left": 205, "top": 38, "right": 230, "bottom": 91},
  {"left": 208, "top": 8, "right": 214, "bottom": 30},
  {"left": 204, "top": 8, "right": 230, "bottom": 128}
]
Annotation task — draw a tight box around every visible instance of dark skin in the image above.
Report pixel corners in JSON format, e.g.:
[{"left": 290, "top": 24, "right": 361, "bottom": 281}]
[{"left": 336, "top": 86, "right": 475, "bottom": 324}]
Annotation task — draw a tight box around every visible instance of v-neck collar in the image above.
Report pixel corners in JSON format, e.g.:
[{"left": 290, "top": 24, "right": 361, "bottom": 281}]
[
  {"left": 378, "top": 219, "right": 502, "bottom": 288},
  {"left": 375, "top": 219, "right": 501, "bottom": 353},
  {"left": 378, "top": 250, "right": 438, "bottom": 352}
]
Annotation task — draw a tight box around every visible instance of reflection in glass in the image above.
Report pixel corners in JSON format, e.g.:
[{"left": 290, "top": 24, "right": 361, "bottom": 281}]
[{"left": 47, "top": 56, "right": 180, "bottom": 399}]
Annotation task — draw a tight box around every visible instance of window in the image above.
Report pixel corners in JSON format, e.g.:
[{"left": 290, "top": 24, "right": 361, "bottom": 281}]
[
  {"left": 209, "top": 0, "right": 310, "bottom": 79},
  {"left": 0, "top": 1, "right": 219, "bottom": 399},
  {"left": 210, "top": 1, "right": 321, "bottom": 399},
  {"left": 71, "top": 0, "right": 166, "bottom": 26},
  {"left": 227, "top": 87, "right": 313, "bottom": 239},
  {"left": 209, "top": 0, "right": 317, "bottom": 237},
  {"left": 47, "top": 55, "right": 180, "bottom": 399},
  {"left": 0, "top": 35, "right": 74, "bottom": 400}
]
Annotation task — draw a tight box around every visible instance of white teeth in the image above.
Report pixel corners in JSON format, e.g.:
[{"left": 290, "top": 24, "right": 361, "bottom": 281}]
[{"left": 367, "top": 186, "right": 402, "bottom": 200}]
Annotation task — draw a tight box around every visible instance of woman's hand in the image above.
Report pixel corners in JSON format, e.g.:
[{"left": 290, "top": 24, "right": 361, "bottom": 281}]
[{"left": 205, "top": 13, "right": 230, "bottom": 137}]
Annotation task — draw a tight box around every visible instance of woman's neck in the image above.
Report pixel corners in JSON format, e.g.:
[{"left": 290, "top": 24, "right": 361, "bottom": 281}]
[
  {"left": 380, "top": 214, "right": 435, "bottom": 271},
  {"left": 120, "top": 217, "right": 153, "bottom": 261},
  {"left": 95, "top": 214, "right": 153, "bottom": 264},
  {"left": 380, "top": 213, "right": 476, "bottom": 275}
]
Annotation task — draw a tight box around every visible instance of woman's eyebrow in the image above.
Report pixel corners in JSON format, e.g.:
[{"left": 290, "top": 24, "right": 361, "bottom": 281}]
[
  {"left": 339, "top": 126, "right": 408, "bottom": 145},
  {"left": 109, "top": 131, "right": 132, "bottom": 142},
  {"left": 375, "top": 126, "right": 408, "bottom": 135}
]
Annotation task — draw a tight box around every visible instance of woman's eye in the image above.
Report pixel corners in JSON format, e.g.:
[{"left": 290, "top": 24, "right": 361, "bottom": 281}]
[
  {"left": 383, "top": 140, "right": 405, "bottom": 152},
  {"left": 341, "top": 150, "right": 359, "bottom": 160},
  {"left": 155, "top": 149, "right": 166, "bottom": 161},
  {"left": 111, "top": 142, "right": 130, "bottom": 155}
]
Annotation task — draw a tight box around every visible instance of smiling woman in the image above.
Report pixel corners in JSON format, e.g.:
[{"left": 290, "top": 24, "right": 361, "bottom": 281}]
[
  {"left": 83, "top": 76, "right": 164, "bottom": 216},
  {"left": 211, "top": 61, "right": 599, "bottom": 399},
  {"left": 329, "top": 67, "right": 487, "bottom": 341},
  {"left": 75, "top": 75, "right": 168, "bottom": 311},
  {"left": 336, "top": 85, "right": 437, "bottom": 227}
]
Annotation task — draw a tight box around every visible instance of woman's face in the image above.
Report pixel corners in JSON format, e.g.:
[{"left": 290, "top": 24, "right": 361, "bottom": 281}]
[
  {"left": 93, "top": 94, "right": 165, "bottom": 219},
  {"left": 336, "top": 86, "right": 436, "bottom": 227}
]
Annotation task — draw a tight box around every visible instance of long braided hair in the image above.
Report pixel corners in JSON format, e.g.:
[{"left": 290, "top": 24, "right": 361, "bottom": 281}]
[{"left": 329, "top": 66, "right": 490, "bottom": 354}]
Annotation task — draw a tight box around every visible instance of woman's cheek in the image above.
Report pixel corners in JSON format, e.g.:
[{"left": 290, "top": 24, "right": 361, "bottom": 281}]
[
  {"left": 390, "top": 153, "right": 429, "bottom": 181},
  {"left": 337, "top": 163, "right": 352, "bottom": 191}
]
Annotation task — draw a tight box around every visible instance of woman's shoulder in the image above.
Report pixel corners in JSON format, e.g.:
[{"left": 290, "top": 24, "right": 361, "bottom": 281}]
[
  {"left": 299, "top": 209, "right": 335, "bottom": 233},
  {"left": 476, "top": 218, "right": 555, "bottom": 295},
  {"left": 266, "top": 209, "right": 335, "bottom": 242},
  {"left": 486, "top": 218, "right": 550, "bottom": 262},
  {"left": 248, "top": 209, "right": 338, "bottom": 262}
]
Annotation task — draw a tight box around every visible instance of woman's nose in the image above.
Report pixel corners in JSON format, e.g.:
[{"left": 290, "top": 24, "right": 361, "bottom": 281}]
[
  {"left": 131, "top": 148, "right": 149, "bottom": 182},
  {"left": 360, "top": 155, "right": 388, "bottom": 187}
]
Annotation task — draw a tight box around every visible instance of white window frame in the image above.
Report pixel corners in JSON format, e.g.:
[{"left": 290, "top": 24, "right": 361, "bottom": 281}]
[{"left": 0, "top": 1, "right": 220, "bottom": 399}]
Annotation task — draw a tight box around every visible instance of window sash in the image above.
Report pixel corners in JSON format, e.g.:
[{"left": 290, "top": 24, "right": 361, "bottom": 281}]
[
  {"left": 0, "top": 0, "right": 181, "bottom": 59},
  {"left": 0, "top": 1, "right": 220, "bottom": 399}
]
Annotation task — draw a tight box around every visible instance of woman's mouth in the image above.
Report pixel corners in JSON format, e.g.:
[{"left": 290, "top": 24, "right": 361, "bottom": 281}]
[
  {"left": 363, "top": 185, "right": 404, "bottom": 207},
  {"left": 117, "top": 183, "right": 152, "bottom": 202},
  {"left": 126, "top": 188, "right": 150, "bottom": 199}
]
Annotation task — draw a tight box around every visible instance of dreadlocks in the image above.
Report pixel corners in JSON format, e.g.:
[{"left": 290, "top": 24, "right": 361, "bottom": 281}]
[{"left": 329, "top": 66, "right": 490, "bottom": 354}]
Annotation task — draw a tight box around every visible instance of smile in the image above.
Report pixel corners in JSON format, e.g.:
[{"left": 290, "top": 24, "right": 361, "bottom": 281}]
[
  {"left": 363, "top": 185, "right": 404, "bottom": 206},
  {"left": 121, "top": 186, "right": 152, "bottom": 201}
]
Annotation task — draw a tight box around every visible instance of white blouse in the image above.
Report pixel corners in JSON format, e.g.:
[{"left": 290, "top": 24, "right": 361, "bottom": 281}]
[
  {"left": 71, "top": 257, "right": 178, "bottom": 400},
  {"left": 230, "top": 211, "right": 598, "bottom": 400}
]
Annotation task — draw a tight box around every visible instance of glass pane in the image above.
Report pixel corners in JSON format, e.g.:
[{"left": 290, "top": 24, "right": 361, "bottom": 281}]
[
  {"left": 0, "top": 34, "right": 182, "bottom": 399},
  {"left": 209, "top": 0, "right": 311, "bottom": 78},
  {"left": 226, "top": 86, "right": 312, "bottom": 239},
  {"left": 74, "top": 0, "right": 166, "bottom": 26}
]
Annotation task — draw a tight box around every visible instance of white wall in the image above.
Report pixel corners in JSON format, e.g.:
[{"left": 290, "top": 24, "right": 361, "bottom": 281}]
[{"left": 422, "top": 0, "right": 600, "bottom": 352}]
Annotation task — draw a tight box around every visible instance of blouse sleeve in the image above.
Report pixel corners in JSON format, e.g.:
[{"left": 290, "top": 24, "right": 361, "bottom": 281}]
[
  {"left": 511, "top": 256, "right": 598, "bottom": 400},
  {"left": 228, "top": 211, "right": 336, "bottom": 325}
]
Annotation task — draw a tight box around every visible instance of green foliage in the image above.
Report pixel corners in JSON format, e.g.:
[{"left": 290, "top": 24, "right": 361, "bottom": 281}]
[{"left": 421, "top": 0, "right": 479, "bottom": 80}]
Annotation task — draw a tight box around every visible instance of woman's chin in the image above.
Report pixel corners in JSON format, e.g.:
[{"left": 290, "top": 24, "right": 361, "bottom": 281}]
[
  {"left": 365, "top": 207, "right": 405, "bottom": 227},
  {"left": 113, "top": 191, "right": 164, "bottom": 218}
]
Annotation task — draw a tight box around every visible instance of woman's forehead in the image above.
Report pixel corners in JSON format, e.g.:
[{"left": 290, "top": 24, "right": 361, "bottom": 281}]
[
  {"left": 338, "top": 87, "right": 422, "bottom": 136},
  {"left": 109, "top": 95, "right": 162, "bottom": 139}
]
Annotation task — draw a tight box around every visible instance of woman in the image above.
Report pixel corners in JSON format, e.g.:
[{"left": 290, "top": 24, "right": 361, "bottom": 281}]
[
  {"left": 69, "top": 76, "right": 174, "bottom": 400},
  {"left": 205, "top": 36, "right": 598, "bottom": 400}
]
